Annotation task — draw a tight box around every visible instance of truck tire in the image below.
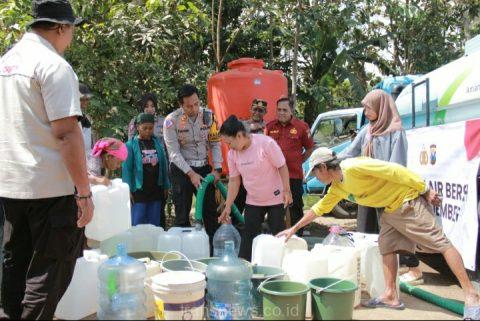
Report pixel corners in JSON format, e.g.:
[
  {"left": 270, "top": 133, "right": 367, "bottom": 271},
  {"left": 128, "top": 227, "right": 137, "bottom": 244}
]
[{"left": 332, "top": 200, "right": 358, "bottom": 219}]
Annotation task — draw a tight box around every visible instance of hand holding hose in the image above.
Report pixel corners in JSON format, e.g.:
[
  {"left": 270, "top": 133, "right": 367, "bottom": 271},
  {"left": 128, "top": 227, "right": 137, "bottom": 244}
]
[{"left": 218, "top": 205, "right": 232, "bottom": 224}]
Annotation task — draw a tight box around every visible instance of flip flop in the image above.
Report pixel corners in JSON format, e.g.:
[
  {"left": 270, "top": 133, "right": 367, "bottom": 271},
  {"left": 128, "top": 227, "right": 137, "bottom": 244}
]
[
  {"left": 362, "top": 297, "right": 406, "bottom": 310},
  {"left": 464, "top": 305, "right": 480, "bottom": 320},
  {"left": 400, "top": 272, "right": 425, "bottom": 286}
]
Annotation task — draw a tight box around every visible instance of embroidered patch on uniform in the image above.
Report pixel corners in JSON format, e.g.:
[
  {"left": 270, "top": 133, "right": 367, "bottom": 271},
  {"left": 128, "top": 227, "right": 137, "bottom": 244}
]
[
  {"left": 290, "top": 128, "right": 298, "bottom": 135},
  {"left": 348, "top": 194, "right": 356, "bottom": 203},
  {"left": 165, "top": 119, "right": 174, "bottom": 128},
  {"left": 270, "top": 130, "right": 279, "bottom": 134},
  {"left": 274, "top": 190, "right": 281, "bottom": 196}
]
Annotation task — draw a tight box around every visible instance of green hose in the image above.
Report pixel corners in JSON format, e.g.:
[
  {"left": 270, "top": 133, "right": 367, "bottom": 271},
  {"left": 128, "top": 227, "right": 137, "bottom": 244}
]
[
  {"left": 400, "top": 281, "right": 464, "bottom": 316},
  {"left": 194, "top": 174, "right": 244, "bottom": 224}
]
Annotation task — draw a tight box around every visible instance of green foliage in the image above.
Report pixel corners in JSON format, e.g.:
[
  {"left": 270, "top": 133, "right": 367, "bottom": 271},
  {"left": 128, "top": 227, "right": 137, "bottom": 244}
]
[{"left": 1, "top": 0, "right": 479, "bottom": 130}]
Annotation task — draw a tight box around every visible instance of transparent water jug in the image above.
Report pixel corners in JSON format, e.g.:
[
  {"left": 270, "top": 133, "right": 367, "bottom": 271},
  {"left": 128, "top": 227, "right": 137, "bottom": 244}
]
[
  {"left": 87, "top": 179, "right": 132, "bottom": 242},
  {"left": 98, "top": 244, "right": 146, "bottom": 320},
  {"left": 213, "top": 224, "right": 241, "bottom": 257},
  {"left": 206, "top": 241, "right": 253, "bottom": 320},
  {"left": 55, "top": 250, "right": 108, "bottom": 320},
  {"left": 167, "top": 226, "right": 209, "bottom": 259},
  {"left": 100, "top": 225, "right": 164, "bottom": 257},
  {"left": 322, "top": 225, "right": 354, "bottom": 247},
  {"left": 252, "top": 234, "right": 308, "bottom": 268},
  {"left": 157, "top": 233, "right": 182, "bottom": 253},
  {"left": 129, "top": 225, "right": 164, "bottom": 252}
]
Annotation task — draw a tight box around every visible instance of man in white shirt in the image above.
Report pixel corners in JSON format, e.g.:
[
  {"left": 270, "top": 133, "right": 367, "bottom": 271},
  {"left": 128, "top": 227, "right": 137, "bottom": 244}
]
[{"left": 0, "top": 1, "right": 93, "bottom": 319}]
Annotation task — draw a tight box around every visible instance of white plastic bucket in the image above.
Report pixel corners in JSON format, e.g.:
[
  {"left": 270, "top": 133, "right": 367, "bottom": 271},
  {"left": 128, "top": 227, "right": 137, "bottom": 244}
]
[{"left": 150, "top": 271, "right": 206, "bottom": 320}]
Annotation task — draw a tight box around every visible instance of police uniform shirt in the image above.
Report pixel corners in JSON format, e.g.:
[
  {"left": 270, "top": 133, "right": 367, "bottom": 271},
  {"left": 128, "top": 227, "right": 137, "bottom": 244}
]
[
  {"left": 0, "top": 32, "right": 82, "bottom": 199},
  {"left": 163, "top": 107, "right": 223, "bottom": 174}
]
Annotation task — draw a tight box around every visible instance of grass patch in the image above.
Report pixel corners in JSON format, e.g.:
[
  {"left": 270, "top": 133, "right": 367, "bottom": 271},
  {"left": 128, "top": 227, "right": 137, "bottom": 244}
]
[{"left": 303, "top": 193, "right": 322, "bottom": 210}]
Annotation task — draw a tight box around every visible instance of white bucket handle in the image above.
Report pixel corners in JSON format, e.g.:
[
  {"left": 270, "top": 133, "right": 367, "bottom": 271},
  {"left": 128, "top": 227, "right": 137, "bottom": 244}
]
[
  {"left": 314, "top": 274, "right": 356, "bottom": 294},
  {"left": 161, "top": 251, "right": 201, "bottom": 273},
  {"left": 257, "top": 272, "right": 286, "bottom": 292}
]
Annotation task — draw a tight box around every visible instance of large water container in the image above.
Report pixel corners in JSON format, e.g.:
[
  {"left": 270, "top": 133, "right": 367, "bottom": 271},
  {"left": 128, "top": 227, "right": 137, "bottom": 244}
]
[
  {"left": 157, "top": 233, "right": 182, "bottom": 253},
  {"left": 213, "top": 224, "right": 241, "bottom": 257},
  {"left": 129, "top": 225, "right": 164, "bottom": 252},
  {"left": 251, "top": 234, "right": 308, "bottom": 268},
  {"left": 55, "top": 250, "right": 108, "bottom": 320},
  {"left": 207, "top": 241, "right": 253, "bottom": 320},
  {"left": 100, "top": 225, "right": 164, "bottom": 257},
  {"left": 207, "top": 58, "right": 288, "bottom": 173},
  {"left": 311, "top": 244, "right": 362, "bottom": 307},
  {"left": 98, "top": 244, "right": 146, "bottom": 320},
  {"left": 87, "top": 179, "right": 132, "bottom": 242},
  {"left": 167, "top": 227, "right": 209, "bottom": 259},
  {"left": 282, "top": 250, "right": 328, "bottom": 318},
  {"left": 348, "top": 232, "right": 400, "bottom": 299}
]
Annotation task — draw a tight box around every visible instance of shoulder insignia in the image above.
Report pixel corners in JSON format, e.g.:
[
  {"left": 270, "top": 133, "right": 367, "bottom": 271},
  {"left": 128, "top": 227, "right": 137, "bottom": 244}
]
[{"left": 165, "top": 119, "right": 174, "bottom": 129}]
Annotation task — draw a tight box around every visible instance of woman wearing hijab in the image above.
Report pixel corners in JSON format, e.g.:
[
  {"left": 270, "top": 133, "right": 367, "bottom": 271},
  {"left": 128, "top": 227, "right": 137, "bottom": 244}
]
[{"left": 339, "top": 89, "right": 423, "bottom": 285}]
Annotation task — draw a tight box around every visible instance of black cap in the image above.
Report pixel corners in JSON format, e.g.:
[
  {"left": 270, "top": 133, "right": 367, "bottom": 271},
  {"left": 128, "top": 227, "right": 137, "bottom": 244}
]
[
  {"left": 29, "top": 0, "right": 83, "bottom": 27},
  {"left": 79, "top": 83, "right": 92, "bottom": 98},
  {"left": 136, "top": 113, "right": 155, "bottom": 125}
]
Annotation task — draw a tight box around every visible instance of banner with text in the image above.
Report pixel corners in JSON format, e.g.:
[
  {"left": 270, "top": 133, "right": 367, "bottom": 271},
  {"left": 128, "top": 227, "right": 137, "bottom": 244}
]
[{"left": 407, "top": 119, "right": 480, "bottom": 270}]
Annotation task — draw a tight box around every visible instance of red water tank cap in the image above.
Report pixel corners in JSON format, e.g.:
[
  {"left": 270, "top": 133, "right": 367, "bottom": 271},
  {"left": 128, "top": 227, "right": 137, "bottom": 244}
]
[{"left": 227, "top": 58, "right": 265, "bottom": 70}]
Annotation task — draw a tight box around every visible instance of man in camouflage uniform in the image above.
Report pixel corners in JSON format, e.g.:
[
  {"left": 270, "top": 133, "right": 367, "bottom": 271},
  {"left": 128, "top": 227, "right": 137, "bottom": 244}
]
[
  {"left": 164, "top": 84, "right": 223, "bottom": 245},
  {"left": 243, "top": 98, "right": 267, "bottom": 134}
]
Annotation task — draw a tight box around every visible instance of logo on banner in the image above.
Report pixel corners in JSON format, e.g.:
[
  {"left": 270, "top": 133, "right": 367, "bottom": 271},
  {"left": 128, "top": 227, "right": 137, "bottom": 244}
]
[{"left": 419, "top": 144, "right": 438, "bottom": 166}]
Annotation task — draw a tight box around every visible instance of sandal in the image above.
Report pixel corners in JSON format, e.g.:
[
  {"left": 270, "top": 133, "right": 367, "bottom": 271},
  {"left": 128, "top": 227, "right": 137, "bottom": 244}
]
[
  {"left": 400, "top": 272, "right": 424, "bottom": 286},
  {"left": 362, "top": 297, "right": 406, "bottom": 310}
]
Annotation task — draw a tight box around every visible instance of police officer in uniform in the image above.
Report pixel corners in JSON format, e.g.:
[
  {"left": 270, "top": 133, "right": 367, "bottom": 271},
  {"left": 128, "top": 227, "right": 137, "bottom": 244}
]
[{"left": 164, "top": 84, "right": 223, "bottom": 246}]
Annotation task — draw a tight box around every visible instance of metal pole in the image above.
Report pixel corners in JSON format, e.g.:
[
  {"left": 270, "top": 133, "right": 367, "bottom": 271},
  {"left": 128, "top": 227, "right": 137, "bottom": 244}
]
[
  {"left": 411, "top": 84, "right": 416, "bottom": 128},
  {"left": 426, "top": 78, "right": 430, "bottom": 126}
]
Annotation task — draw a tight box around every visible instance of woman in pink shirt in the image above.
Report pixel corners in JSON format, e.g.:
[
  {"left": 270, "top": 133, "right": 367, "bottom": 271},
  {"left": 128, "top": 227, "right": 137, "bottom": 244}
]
[{"left": 218, "top": 115, "right": 293, "bottom": 260}]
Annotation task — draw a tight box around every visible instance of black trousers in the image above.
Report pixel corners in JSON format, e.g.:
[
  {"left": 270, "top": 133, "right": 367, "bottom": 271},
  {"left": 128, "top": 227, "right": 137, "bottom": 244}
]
[
  {"left": 357, "top": 205, "right": 380, "bottom": 234},
  {"left": 240, "top": 204, "right": 286, "bottom": 261},
  {"left": 170, "top": 164, "right": 219, "bottom": 251},
  {"left": 289, "top": 179, "right": 304, "bottom": 235},
  {"left": 359, "top": 205, "right": 420, "bottom": 268},
  {"left": 0, "top": 196, "right": 84, "bottom": 320},
  {"left": 233, "top": 183, "right": 247, "bottom": 215}
]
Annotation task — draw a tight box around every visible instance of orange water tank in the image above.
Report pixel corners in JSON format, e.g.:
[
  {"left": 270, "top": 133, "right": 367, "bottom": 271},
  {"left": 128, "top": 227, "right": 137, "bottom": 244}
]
[{"left": 207, "top": 58, "right": 288, "bottom": 173}]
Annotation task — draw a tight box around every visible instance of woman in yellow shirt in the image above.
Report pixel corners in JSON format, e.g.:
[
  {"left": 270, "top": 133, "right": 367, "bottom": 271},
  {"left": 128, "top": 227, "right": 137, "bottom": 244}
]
[{"left": 278, "top": 148, "right": 480, "bottom": 317}]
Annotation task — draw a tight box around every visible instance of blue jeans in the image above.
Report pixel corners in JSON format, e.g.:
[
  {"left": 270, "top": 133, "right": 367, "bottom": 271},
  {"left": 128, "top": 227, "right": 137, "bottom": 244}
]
[{"left": 131, "top": 201, "right": 162, "bottom": 226}]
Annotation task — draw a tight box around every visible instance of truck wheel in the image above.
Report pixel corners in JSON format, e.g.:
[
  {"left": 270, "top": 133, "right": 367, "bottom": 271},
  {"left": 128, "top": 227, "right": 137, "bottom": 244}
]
[{"left": 332, "top": 200, "right": 357, "bottom": 219}]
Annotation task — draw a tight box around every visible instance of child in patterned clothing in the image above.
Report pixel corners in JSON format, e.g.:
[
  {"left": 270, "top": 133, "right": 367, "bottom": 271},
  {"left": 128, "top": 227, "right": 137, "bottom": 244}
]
[{"left": 122, "top": 113, "right": 170, "bottom": 226}]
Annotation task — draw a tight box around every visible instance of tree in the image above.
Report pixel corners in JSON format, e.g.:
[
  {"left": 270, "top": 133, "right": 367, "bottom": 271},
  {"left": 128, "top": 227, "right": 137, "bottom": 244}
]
[{"left": 2, "top": 0, "right": 478, "bottom": 131}]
